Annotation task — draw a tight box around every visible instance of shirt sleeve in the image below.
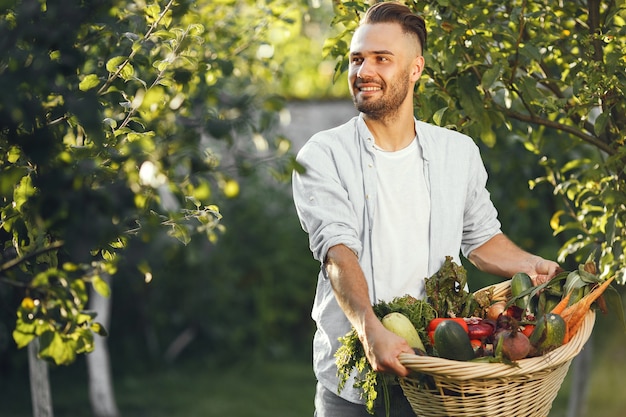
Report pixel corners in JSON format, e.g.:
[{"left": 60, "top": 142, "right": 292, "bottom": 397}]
[
  {"left": 461, "top": 142, "right": 502, "bottom": 257},
  {"left": 292, "top": 137, "right": 363, "bottom": 265}
]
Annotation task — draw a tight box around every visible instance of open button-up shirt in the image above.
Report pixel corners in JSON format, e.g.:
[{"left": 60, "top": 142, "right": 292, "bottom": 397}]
[{"left": 292, "top": 114, "right": 501, "bottom": 403}]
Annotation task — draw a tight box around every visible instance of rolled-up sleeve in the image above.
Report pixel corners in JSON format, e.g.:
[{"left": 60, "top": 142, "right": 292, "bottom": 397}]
[
  {"left": 292, "top": 138, "right": 364, "bottom": 264},
  {"left": 460, "top": 143, "right": 502, "bottom": 256}
]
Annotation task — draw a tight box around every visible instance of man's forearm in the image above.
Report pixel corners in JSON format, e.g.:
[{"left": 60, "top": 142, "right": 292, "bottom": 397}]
[
  {"left": 469, "top": 233, "right": 549, "bottom": 278},
  {"left": 324, "top": 244, "right": 379, "bottom": 336}
]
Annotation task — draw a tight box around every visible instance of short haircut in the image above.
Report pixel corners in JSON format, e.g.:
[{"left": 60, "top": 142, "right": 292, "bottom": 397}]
[{"left": 361, "top": 2, "right": 427, "bottom": 52}]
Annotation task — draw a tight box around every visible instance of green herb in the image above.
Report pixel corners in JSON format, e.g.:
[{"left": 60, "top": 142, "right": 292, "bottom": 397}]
[
  {"left": 424, "top": 256, "right": 488, "bottom": 318},
  {"left": 335, "top": 295, "right": 436, "bottom": 414}
]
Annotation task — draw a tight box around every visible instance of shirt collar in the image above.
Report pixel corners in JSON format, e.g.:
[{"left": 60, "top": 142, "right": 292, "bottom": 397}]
[{"left": 356, "top": 113, "right": 430, "bottom": 161}]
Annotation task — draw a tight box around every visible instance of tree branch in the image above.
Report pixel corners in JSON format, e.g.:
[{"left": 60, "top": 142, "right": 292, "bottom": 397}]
[
  {"left": 0, "top": 240, "right": 65, "bottom": 276},
  {"left": 496, "top": 104, "right": 616, "bottom": 155},
  {"left": 96, "top": 0, "right": 176, "bottom": 96}
]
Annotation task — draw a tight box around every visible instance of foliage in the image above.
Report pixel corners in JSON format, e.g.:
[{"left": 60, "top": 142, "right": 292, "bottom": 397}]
[
  {"left": 107, "top": 176, "right": 318, "bottom": 367},
  {"left": 0, "top": 0, "right": 302, "bottom": 365},
  {"left": 327, "top": 0, "right": 626, "bottom": 282}
]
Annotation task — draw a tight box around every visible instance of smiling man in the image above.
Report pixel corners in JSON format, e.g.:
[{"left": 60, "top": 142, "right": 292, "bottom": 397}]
[{"left": 292, "top": 2, "right": 561, "bottom": 416}]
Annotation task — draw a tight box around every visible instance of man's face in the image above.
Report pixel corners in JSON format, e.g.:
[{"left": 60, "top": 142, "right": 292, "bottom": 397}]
[{"left": 348, "top": 22, "right": 421, "bottom": 120}]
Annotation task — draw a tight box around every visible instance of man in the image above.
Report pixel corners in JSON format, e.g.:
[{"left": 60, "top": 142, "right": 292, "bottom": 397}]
[{"left": 292, "top": 2, "right": 561, "bottom": 416}]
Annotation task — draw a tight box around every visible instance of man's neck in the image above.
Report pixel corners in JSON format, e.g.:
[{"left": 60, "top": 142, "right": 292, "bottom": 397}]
[{"left": 363, "top": 111, "right": 416, "bottom": 152}]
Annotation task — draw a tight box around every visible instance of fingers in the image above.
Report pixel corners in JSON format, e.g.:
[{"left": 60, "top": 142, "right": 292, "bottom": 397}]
[
  {"left": 531, "top": 259, "right": 562, "bottom": 285},
  {"left": 392, "top": 357, "right": 411, "bottom": 377},
  {"left": 532, "top": 274, "right": 550, "bottom": 286},
  {"left": 366, "top": 338, "right": 412, "bottom": 377},
  {"left": 371, "top": 353, "right": 410, "bottom": 376}
]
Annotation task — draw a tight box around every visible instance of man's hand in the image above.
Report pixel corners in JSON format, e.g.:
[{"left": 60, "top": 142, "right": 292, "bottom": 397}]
[
  {"left": 531, "top": 258, "right": 563, "bottom": 285},
  {"left": 359, "top": 320, "right": 413, "bottom": 377},
  {"left": 469, "top": 234, "right": 562, "bottom": 286}
]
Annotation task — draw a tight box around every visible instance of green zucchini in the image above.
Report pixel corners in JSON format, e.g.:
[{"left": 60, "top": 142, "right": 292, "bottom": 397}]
[
  {"left": 434, "top": 320, "right": 474, "bottom": 361},
  {"left": 511, "top": 272, "right": 535, "bottom": 316}
]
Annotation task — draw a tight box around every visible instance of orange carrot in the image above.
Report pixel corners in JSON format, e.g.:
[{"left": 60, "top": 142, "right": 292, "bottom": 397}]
[
  {"left": 550, "top": 290, "right": 574, "bottom": 315},
  {"left": 560, "top": 276, "right": 615, "bottom": 342}
]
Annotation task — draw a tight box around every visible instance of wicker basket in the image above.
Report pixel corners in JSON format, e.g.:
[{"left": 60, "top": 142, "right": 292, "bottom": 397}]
[{"left": 398, "top": 280, "right": 596, "bottom": 417}]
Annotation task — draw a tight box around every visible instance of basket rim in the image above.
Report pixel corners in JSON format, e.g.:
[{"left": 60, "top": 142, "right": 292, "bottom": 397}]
[{"left": 399, "top": 280, "right": 596, "bottom": 380}]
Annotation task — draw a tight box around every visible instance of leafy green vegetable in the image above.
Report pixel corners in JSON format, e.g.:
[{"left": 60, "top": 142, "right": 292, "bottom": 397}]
[{"left": 424, "top": 256, "right": 488, "bottom": 318}]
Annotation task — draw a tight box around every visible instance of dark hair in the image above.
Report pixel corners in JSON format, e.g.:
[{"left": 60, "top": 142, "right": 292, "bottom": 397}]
[{"left": 361, "top": 1, "right": 427, "bottom": 51}]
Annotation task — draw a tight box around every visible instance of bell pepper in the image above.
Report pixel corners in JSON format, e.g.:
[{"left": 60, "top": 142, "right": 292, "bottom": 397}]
[
  {"left": 466, "top": 318, "right": 497, "bottom": 341},
  {"left": 521, "top": 324, "right": 535, "bottom": 338}
]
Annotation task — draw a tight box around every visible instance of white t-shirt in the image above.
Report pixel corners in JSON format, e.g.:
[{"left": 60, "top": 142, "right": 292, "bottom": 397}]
[{"left": 372, "top": 137, "right": 430, "bottom": 302}]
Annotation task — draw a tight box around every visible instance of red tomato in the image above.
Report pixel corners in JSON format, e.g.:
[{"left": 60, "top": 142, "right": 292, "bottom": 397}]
[
  {"left": 427, "top": 318, "right": 469, "bottom": 332},
  {"left": 427, "top": 318, "right": 469, "bottom": 344}
]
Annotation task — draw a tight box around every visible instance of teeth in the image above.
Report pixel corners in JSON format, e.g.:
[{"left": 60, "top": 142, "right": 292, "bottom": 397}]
[{"left": 360, "top": 87, "right": 380, "bottom": 92}]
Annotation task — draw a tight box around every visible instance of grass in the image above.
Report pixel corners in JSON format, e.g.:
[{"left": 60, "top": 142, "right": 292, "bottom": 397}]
[
  {"left": 0, "top": 357, "right": 316, "bottom": 417},
  {"left": 112, "top": 359, "right": 315, "bottom": 417}
]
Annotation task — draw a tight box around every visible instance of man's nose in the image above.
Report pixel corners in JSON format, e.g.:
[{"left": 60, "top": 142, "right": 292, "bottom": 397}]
[{"left": 356, "top": 59, "right": 374, "bottom": 79}]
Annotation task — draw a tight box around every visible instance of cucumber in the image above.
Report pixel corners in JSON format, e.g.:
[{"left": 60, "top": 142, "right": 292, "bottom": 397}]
[
  {"left": 529, "top": 313, "right": 566, "bottom": 354},
  {"left": 511, "top": 272, "right": 535, "bottom": 316},
  {"left": 434, "top": 320, "right": 474, "bottom": 361}
]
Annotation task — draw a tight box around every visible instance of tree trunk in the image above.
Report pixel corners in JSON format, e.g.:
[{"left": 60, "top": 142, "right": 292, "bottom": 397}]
[
  {"left": 28, "top": 339, "right": 53, "bottom": 417},
  {"left": 566, "top": 338, "right": 593, "bottom": 417},
  {"left": 87, "top": 274, "right": 120, "bottom": 417}
]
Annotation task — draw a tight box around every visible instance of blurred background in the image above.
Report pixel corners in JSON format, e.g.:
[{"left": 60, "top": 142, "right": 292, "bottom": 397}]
[{"left": 1, "top": 1, "right": 624, "bottom": 416}]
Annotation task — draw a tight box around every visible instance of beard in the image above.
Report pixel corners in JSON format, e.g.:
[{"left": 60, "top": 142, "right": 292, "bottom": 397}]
[{"left": 351, "top": 68, "right": 412, "bottom": 121}]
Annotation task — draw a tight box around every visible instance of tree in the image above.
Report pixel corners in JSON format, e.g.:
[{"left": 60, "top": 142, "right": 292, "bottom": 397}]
[
  {"left": 328, "top": 0, "right": 626, "bottom": 282},
  {"left": 0, "top": 0, "right": 303, "bottom": 413}
]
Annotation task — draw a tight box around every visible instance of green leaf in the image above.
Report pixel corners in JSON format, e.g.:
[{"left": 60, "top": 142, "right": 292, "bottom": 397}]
[
  {"left": 433, "top": 107, "right": 448, "bottom": 126},
  {"left": 79, "top": 74, "right": 100, "bottom": 91},
  {"left": 13, "top": 175, "right": 35, "bottom": 211},
  {"left": 603, "top": 287, "right": 626, "bottom": 333},
  {"left": 520, "top": 43, "right": 542, "bottom": 61},
  {"left": 91, "top": 322, "right": 109, "bottom": 337},
  {"left": 594, "top": 112, "right": 609, "bottom": 136},
  {"left": 481, "top": 64, "right": 501, "bottom": 89},
  {"left": 92, "top": 275, "right": 111, "bottom": 298},
  {"left": 12, "top": 329, "right": 35, "bottom": 349},
  {"left": 39, "top": 331, "right": 77, "bottom": 365},
  {"left": 169, "top": 223, "right": 191, "bottom": 245},
  {"left": 563, "top": 271, "right": 586, "bottom": 294},
  {"left": 145, "top": 4, "right": 161, "bottom": 24},
  {"left": 105, "top": 56, "right": 126, "bottom": 73}
]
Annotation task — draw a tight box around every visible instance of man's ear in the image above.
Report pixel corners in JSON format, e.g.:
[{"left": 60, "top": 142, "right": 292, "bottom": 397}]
[{"left": 411, "top": 55, "right": 425, "bottom": 82}]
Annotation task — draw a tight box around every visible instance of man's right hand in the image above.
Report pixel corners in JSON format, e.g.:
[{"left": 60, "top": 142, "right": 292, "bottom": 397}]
[
  {"left": 359, "top": 319, "right": 413, "bottom": 377},
  {"left": 325, "top": 244, "right": 413, "bottom": 377}
]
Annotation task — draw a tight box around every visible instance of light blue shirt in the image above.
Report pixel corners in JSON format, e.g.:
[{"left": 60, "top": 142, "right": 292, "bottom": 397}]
[{"left": 292, "top": 114, "right": 502, "bottom": 403}]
